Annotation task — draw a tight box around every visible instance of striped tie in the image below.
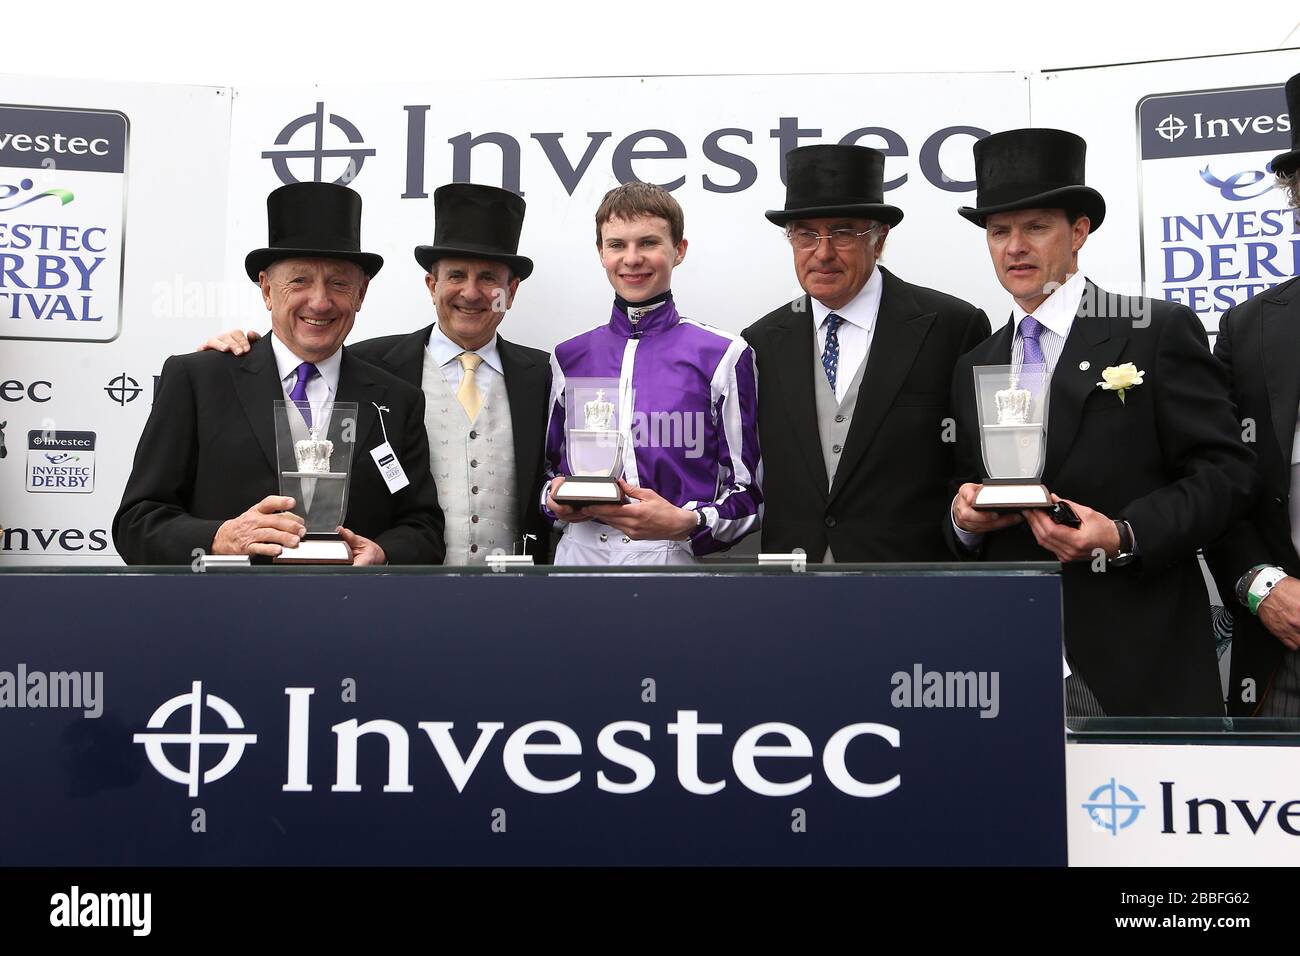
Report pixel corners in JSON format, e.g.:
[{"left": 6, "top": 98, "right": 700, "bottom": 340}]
[{"left": 1019, "top": 316, "right": 1045, "bottom": 396}]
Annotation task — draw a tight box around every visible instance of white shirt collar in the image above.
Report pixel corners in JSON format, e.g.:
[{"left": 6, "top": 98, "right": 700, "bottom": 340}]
[
  {"left": 426, "top": 321, "right": 503, "bottom": 375},
  {"left": 809, "top": 264, "right": 884, "bottom": 331},
  {"left": 1011, "top": 270, "right": 1088, "bottom": 340},
  {"left": 269, "top": 332, "right": 342, "bottom": 396}
]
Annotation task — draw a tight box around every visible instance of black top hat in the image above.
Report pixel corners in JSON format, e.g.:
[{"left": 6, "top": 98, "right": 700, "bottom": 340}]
[
  {"left": 765, "top": 145, "right": 904, "bottom": 228},
  {"left": 958, "top": 128, "right": 1106, "bottom": 232},
  {"left": 244, "top": 182, "right": 384, "bottom": 282},
  {"left": 1271, "top": 73, "right": 1300, "bottom": 177},
  {"left": 414, "top": 183, "right": 534, "bottom": 280}
]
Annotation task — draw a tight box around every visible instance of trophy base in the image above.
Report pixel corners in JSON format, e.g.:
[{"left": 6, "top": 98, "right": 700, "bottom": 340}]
[
  {"left": 973, "top": 480, "right": 1053, "bottom": 511},
  {"left": 274, "top": 534, "right": 352, "bottom": 565},
  {"left": 486, "top": 554, "right": 535, "bottom": 571},
  {"left": 554, "top": 476, "right": 624, "bottom": 507}
]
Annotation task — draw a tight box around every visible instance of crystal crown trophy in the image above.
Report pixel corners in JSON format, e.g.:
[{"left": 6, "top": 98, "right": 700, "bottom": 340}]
[
  {"left": 553, "top": 379, "right": 627, "bottom": 507},
  {"left": 972, "top": 364, "right": 1053, "bottom": 510},
  {"left": 273, "top": 400, "right": 357, "bottom": 563}
]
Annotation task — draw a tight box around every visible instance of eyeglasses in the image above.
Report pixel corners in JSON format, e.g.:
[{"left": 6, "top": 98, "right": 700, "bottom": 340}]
[{"left": 786, "top": 227, "right": 877, "bottom": 251}]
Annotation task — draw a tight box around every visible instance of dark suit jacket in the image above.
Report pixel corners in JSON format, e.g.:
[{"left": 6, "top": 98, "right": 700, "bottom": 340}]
[
  {"left": 113, "top": 336, "right": 445, "bottom": 565},
  {"left": 1205, "top": 275, "right": 1300, "bottom": 715},
  {"left": 949, "top": 282, "right": 1256, "bottom": 716},
  {"left": 347, "top": 325, "right": 552, "bottom": 561},
  {"left": 743, "top": 267, "right": 990, "bottom": 561}
]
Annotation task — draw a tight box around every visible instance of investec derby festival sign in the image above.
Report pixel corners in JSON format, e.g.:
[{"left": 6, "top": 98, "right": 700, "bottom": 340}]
[
  {"left": 1138, "top": 83, "right": 1294, "bottom": 326},
  {"left": 0, "top": 104, "right": 127, "bottom": 342}
]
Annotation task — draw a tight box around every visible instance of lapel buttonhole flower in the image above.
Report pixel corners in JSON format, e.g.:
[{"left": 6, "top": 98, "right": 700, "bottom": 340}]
[{"left": 1096, "top": 363, "right": 1144, "bottom": 404}]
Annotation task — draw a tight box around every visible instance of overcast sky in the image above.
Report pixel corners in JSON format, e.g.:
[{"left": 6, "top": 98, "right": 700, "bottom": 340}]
[{"left": 6, "top": 1, "right": 1298, "bottom": 88}]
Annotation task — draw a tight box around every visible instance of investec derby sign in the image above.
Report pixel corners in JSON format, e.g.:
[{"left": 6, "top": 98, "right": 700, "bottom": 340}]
[
  {"left": 0, "top": 104, "right": 128, "bottom": 342},
  {"left": 1137, "top": 84, "right": 1293, "bottom": 329}
]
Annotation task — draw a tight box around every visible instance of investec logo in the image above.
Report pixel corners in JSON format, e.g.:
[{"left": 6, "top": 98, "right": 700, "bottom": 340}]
[
  {"left": 1154, "top": 108, "right": 1291, "bottom": 144},
  {"left": 1082, "top": 776, "right": 1300, "bottom": 837},
  {"left": 26, "top": 429, "right": 95, "bottom": 492},
  {"left": 135, "top": 683, "right": 901, "bottom": 799},
  {"left": 263, "top": 99, "right": 990, "bottom": 197},
  {"left": 1139, "top": 85, "right": 1290, "bottom": 163}
]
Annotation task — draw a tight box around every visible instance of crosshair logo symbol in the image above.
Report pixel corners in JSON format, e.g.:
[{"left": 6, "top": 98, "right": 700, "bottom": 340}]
[
  {"left": 105, "top": 373, "right": 141, "bottom": 405},
  {"left": 261, "top": 101, "right": 376, "bottom": 185},
  {"left": 1157, "top": 114, "right": 1187, "bottom": 142},
  {"left": 133, "top": 681, "right": 257, "bottom": 797},
  {"left": 1082, "top": 777, "right": 1145, "bottom": 835}
]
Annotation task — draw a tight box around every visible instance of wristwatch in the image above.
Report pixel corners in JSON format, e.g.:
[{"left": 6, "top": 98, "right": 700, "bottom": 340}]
[
  {"left": 1236, "top": 565, "right": 1288, "bottom": 615},
  {"left": 1109, "top": 520, "right": 1136, "bottom": 567}
]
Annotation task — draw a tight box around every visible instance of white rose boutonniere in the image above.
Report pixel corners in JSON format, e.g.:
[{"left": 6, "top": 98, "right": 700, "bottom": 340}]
[{"left": 1096, "top": 363, "right": 1145, "bottom": 404}]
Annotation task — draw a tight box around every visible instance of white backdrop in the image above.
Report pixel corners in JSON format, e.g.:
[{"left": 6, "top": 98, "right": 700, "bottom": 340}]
[{"left": 225, "top": 73, "right": 1030, "bottom": 348}]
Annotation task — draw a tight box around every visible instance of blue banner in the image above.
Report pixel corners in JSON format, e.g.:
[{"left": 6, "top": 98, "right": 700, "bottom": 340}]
[{"left": 0, "top": 568, "right": 1065, "bottom": 865}]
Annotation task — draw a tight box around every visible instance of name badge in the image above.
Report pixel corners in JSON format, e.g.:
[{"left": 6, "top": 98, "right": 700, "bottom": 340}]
[{"left": 369, "top": 442, "right": 410, "bottom": 494}]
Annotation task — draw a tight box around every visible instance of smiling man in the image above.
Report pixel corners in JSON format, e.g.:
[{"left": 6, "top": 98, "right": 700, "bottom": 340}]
[
  {"left": 114, "top": 182, "right": 445, "bottom": 565},
  {"left": 743, "top": 144, "right": 990, "bottom": 561},
  {"left": 543, "top": 181, "right": 762, "bottom": 565},
  {"left": 204, "top": 183, "right": 551, "bottom": 565},
  {"left": 345, "top": 184, "right": 551, "bottom": 565},
  {"left": 948, "top": 128, "right": 1255, "bottom": 717}
]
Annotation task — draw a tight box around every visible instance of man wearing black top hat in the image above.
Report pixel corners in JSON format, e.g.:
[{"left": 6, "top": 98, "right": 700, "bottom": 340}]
[
  {"left": 948, "top": 128, "right": 1255, "bottom": 717},
  {"left": 114, "top": 182, "right": 445, "bottom": 565},
  {"left": 205, "top": 183, "right": 550, "bottom": 565},
  {"left": 743, "top": 144, "right": 990, "bottom": 562},
  {"left": 1206, "top": 73, "right": 1300, "bottom": 717}
]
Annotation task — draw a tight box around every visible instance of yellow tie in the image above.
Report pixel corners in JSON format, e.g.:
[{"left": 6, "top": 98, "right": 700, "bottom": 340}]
[{"left": 457, "top": 352, "right": 483, "bottom": 421}]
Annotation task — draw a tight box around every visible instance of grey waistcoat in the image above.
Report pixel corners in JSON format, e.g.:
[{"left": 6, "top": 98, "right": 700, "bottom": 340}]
[
  {"left": 812, "top": 329, "right": 870, "bottom": 563},
  {"left": 422, "top": 358, "right": 519, "bottom": 565}
]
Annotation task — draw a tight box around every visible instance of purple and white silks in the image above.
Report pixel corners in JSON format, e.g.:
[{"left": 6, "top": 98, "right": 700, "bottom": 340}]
[{"left": 543, "top": 295, "right": 763, "bottom": 556}]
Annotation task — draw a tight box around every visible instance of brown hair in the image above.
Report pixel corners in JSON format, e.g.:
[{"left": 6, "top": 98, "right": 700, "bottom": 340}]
[{"left": 595, "top": 182, "right": 684, "bottom": 246}]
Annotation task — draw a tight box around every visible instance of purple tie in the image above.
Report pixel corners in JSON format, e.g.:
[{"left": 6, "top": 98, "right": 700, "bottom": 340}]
[
  {"left": 289, "top": 362, "right": 318, "bottom": 427},
  {"left": 1019, "top": 316, "right": 1045, "bottom": 396}
]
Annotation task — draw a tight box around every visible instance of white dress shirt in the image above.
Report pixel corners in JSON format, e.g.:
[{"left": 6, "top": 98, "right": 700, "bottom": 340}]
[
  {"left": 270, "top": 332, "right": 341, "bottom": 427},
  {"left": 811, "top": 265, "right": 884, "bottom": 403},
  {"left": 425, "top": 321, "right": 504, "bottom": 405},
  {"left": 1007, "top": 269, "right": 1086, "bottom": 375}
]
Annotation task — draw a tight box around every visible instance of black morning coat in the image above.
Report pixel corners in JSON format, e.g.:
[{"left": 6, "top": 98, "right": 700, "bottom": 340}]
[
  {"left": 949, "top": 282, "right": 1257, "bottom": 716},
  {"left": 113, "top": 334, "right": 446, "bottom": 565}
]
